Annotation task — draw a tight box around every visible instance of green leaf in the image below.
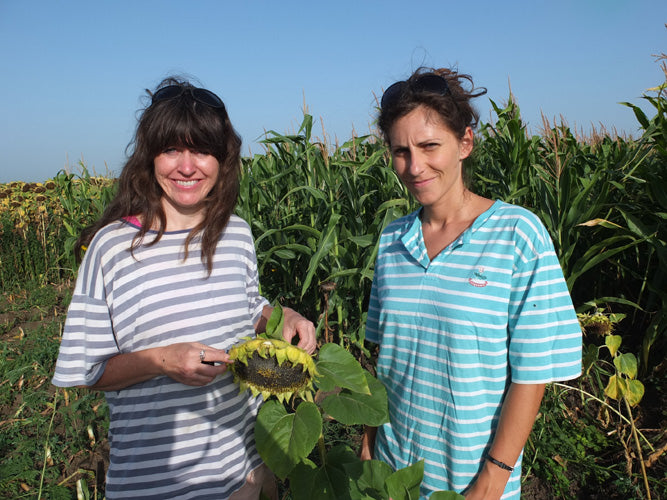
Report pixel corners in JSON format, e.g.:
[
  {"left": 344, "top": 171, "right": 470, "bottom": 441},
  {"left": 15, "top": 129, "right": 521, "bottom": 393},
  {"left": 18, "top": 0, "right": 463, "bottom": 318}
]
[
  {"left": 625, "top": 379, "right": 645, "bottom": 406},
  {"left": 280, "top": 184, "right": 327, "bottom": 204},
  {"left": 288, "top": 446, "right": 358, "bottom": 500},
  {"left": 348, "top": 234, "right": 376, "bottom": 248},
  {"left": 604, "top": 374, "right": 626, "bottom": 401},
  {"left": 286, "top": 460, "right": 320, "bottom": 500},
  {"left": 566, "top": 236, "right": 645, "bottom": 290},
  {"left": 385, "top": 460, "right": 424, "bottom": 500},
  {"left": 315, "top": 343, "right": 370, "bottom": 394},
  {"left": 300, "top": 212, "right": 342, "bottom": 298},
  {"left": 320, "top": 372, "right": 389, "bottom": 426},
  {"left": 582, "top": 343, "right": 599, "bottom": 376},
  {"left": 254, "top": 224, "right": 321, "bottom": 247},
  {"left": 265, "top": 303, "right": 284, "bottom": 341},
  {"left": 608, "top": 313, "right": 627, "bottom": 324},
  {"left": 605, "top": 335, "right": 622, "bottom": 357},
  {"left": 347, "top": 459, "right": 394, "bottom": 500},
  {"left": 620, "top": 101, "right": 650, "bottom": 129},
  {"left": 274, "top": 248, "right": 297, "bottom": 259},
  {"left": 613, "top": 352, "right": 638, "bottom": 379},
  {"left": 254, "top": 400, "right": 322, "bottom": 479}
]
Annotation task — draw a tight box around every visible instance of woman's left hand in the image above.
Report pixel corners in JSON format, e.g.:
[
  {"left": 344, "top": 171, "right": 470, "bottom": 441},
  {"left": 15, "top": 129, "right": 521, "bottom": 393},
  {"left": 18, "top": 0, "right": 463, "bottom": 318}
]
[
  {"left": 281, "top": 306, "right": 317, "bottom": 354},
  {"left": 463, "top": 463, "right": 509, "bottom": 500}
]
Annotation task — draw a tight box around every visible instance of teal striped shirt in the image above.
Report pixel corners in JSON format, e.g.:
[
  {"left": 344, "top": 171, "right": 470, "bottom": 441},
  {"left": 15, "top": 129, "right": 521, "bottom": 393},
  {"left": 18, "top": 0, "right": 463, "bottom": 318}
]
[{"left": 365, "top": 200, "right": 582, "bottom": 499}]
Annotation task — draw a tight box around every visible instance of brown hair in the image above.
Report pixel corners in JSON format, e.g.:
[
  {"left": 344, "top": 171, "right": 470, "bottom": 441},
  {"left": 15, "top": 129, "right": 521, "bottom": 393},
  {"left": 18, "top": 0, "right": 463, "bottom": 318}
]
[
  {"left": 378, "top": 67, "right": 487, "bottom": 142},
  {"left": 75, "top": 76, "right": 242, "bottom": 274}
]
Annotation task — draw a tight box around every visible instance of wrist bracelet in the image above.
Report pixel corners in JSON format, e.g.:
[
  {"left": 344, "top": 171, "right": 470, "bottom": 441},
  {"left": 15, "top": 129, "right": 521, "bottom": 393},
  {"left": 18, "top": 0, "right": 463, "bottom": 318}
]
[{"left": 486, "top": 454, "right": 514, "bottom": 472}]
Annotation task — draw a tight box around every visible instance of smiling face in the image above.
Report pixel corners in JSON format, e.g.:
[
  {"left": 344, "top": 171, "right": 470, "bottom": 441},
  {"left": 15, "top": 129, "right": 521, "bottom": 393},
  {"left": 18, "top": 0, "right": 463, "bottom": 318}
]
[
  {"left": 389, "top": 105, "right": 473, "bottom": 212},
  {"left": 154, "top": 146, "right": 220, "bottom": 229}
]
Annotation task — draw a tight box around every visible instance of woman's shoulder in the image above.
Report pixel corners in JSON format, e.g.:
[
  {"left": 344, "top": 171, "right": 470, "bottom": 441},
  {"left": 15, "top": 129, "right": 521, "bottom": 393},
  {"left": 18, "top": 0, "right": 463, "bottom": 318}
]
[
  {"left": 89, "top": 219, "right": 136, "bottom": 245},
  {"left": 220, "top": 215, "right": 256, "bottom": 246},
  {"left": 382, "top": 209, "right": 420, "bottom": 237},
  {"left": 225, "top": 214, "right": 253, "bottom": 234},
  {"left": 492, "top": 201, "right": 547, "bottom": 229},
  {"left": 490, "top": 200, "right": 553, "bottom": 251}
]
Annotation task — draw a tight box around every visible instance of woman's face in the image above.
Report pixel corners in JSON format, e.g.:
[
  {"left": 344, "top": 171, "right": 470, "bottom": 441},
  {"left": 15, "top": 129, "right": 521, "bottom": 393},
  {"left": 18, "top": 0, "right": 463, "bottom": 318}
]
[
  {"left": 154, "top": 146, "right": 220, "bottom": 228},
  {"left": 389, "top": 105, "right": 473, "bottom": 210}
]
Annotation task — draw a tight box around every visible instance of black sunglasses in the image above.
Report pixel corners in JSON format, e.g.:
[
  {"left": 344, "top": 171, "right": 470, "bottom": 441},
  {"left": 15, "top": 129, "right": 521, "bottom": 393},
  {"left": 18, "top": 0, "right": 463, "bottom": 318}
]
[
  {"left": 151, "top": 84, "right": 226, "bottom": 109},
  {"left": 380, "top": 74, "right": 450, "bottom": 109}
]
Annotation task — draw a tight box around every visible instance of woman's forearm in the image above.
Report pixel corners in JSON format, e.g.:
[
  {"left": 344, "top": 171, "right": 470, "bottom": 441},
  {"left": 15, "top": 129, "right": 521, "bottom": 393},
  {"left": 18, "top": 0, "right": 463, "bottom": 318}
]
[
  {"left": 360, "top": 426, "right": 377, "bottom": 460},
  {"left": 464, "top": 382, "right": 546, "bottom": 500},
  {"left": 88, "top": 348, "right": 164, "bottom": 391},
  {"left": 488, "top": 382, "right": 546, "bottom": 466},
  {"left": 88, "top": 342, "right": 231, "bottom": 391}
]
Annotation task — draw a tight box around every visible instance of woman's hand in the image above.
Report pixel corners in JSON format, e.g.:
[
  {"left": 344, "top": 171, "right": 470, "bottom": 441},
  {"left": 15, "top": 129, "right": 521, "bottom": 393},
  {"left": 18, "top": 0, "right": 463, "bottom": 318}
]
[
  {"left": 158, "top": 342, "right": 231, "bottom": 386},
  {"left": 463, "top": 461, "right": 510, "bottom": 500},
  {"left": 256, "top": 305, "right": 317, "bottom": 354},
  {"left": 281, "top": 306, "right": 317, "bottom": 354},
  {"left": 90, "top": 342, "right": 230, "bottom": 391}
]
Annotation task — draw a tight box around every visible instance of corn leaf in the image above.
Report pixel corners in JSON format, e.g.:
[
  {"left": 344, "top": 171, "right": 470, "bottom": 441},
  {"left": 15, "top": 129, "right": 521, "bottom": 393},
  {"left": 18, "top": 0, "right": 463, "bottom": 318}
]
[{"left": 300, "top": 212, "right": 341, "bottom": 298}]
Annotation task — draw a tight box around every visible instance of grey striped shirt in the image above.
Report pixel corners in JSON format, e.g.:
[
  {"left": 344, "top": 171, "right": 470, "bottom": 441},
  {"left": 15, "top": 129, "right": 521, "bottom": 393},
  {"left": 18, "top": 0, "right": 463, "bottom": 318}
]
[{"left": 52, "top": 216, "right": 268, "bottom": 499}]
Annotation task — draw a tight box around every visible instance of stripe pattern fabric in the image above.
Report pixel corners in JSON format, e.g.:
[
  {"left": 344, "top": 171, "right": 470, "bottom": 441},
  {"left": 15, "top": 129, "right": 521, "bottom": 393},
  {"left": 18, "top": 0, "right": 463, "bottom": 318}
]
[
  {"left": 365, "top": 200, "right": 582, "bottom": 499},
  {"left": 52, "top": 215, "right": 268, "bottom": 499}
]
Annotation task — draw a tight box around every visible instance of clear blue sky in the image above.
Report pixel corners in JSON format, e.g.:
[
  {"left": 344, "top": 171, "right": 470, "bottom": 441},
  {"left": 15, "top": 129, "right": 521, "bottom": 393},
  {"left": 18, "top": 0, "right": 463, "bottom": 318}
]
[{"left": 1, "top": 1, "right": 665, "bottom": 183}]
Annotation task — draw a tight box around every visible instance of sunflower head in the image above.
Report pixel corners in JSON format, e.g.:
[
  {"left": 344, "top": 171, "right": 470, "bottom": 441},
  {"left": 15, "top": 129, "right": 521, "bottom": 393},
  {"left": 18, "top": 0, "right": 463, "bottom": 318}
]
[
  {"left": 578, "top": 312, "right": 614, "bottom": 337},
  {"left": 229, "top": 338, "right": 318, "bottom": 403}
]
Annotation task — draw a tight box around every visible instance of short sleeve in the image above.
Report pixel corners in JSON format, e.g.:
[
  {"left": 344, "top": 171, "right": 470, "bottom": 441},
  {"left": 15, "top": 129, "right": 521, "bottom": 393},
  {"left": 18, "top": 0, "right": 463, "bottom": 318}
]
[
  {"left": 51, "top": 238, "right": 120, "bottom": 387},
  {"left": 508, "top": 223, "right": 582, "bottom": 384},
  {"left": 243, "top": 228, "right": 269, "bottom": 326},
  {"left": 365, "top": 275, "right": 381, "bottom": 345}
]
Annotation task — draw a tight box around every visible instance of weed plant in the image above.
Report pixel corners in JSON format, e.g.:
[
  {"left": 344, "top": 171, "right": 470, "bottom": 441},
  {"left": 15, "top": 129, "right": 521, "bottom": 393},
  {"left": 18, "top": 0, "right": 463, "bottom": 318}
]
[{"left": 0, "top": 282, "right": 109, "bottom": 498}]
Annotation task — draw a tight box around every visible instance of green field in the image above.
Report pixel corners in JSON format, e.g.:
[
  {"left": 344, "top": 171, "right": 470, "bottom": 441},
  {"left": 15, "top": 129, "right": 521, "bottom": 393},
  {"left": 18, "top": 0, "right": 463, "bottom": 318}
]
[{"left": 1, "top": 67, "right": 666, "bottom": 498}]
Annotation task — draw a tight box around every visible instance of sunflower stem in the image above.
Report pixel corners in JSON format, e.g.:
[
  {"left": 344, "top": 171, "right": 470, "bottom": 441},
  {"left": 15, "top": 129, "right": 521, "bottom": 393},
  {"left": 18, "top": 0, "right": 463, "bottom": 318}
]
[{"left": 317, "top": 432, "right": 326, "bottom": 465}]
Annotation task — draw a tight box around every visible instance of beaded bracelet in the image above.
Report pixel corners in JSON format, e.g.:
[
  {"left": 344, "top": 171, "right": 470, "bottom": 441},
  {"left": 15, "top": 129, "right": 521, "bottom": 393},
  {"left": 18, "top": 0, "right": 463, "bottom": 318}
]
[{"left": 486, "top": 454, "right": 514, "bottom": 472}]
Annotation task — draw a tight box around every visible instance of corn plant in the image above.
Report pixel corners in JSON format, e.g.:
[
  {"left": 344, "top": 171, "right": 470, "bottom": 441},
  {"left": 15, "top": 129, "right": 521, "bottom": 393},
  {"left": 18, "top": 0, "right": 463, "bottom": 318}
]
[
  {"left": 471, "top": 91, "right": 665, "bottom": 376},
  {"left": 237, "top": 114, "right": 414, "bottom": 352},
  {"left": 618, "top": 58, "right": 667, "bottom": 373},
  {"left": 56, "top": 164, "right": 117, "bottom": 272}
]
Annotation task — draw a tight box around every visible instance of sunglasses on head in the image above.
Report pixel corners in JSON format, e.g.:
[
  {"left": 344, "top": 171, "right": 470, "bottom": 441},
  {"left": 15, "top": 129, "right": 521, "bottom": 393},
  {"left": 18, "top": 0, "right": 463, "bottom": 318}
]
[
  {"left": 380, "top": 74, "right": 450, "bottom": 109},
  {"left": 151, "top": 85, "right": 226, "bottom": 110}
]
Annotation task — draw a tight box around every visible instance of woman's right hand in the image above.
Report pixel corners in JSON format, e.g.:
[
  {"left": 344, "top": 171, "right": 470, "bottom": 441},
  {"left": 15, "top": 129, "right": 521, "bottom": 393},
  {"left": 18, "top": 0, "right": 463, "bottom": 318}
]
[
  {"left": 90, "top": 342, "right": 231, "bottom": 391},
  {"left": 158, "top": 342, "right": 231, "bottom": 386}
]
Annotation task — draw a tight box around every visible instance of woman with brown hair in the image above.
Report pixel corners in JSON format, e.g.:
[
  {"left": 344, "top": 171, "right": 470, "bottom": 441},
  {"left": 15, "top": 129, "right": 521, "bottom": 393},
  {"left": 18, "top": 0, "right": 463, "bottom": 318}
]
[
  {"left": 52, "top": 77, "right": 315, "bottom": 499},
  {"left": 361, "top": 68, "right": 582, "bottom": 499}
]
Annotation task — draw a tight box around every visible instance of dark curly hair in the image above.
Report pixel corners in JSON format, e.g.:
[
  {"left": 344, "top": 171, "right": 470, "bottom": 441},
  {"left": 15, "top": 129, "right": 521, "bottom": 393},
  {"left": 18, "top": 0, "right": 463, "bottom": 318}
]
[
  {"left": 378, "top": 67, "right": 487, "bottom": 142},
  {"left": 76, "top": 76, "right": 242, "bottom": 274}
]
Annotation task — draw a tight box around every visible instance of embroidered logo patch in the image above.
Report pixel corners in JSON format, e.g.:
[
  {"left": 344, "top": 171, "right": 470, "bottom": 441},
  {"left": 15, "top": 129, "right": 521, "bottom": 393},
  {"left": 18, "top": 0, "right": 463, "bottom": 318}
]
[{"left": 468, "top": 267, "right": 488, "bottom": 287}]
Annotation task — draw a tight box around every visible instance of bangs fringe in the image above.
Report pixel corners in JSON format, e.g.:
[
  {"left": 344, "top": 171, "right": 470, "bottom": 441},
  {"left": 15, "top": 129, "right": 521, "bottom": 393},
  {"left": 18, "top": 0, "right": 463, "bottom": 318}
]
[{"left": 148, "top": 100, "right": 227, "bottom": 158}]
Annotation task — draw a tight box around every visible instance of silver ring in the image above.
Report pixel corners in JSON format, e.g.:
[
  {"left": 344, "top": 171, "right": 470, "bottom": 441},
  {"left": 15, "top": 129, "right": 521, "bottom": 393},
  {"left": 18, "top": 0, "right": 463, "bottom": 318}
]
[{"left": 199, "top": 349, "right": 206, "bottom": 362}]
